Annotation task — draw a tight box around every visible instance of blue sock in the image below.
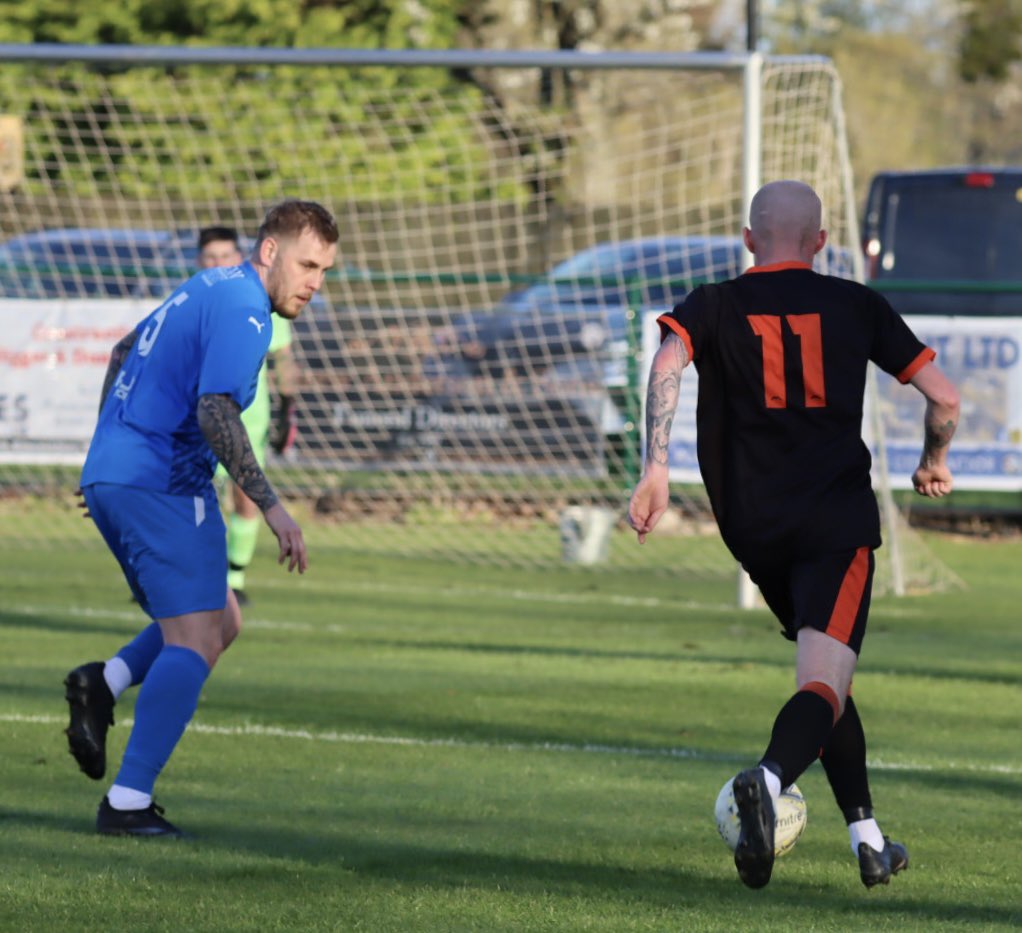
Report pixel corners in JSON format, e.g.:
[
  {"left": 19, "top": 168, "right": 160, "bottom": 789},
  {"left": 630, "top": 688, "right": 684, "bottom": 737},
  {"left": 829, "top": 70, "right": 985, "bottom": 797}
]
[
  {"left": 116, "top": 622, "right": 165, "bottom": 686},
  {"left": 114, "top": 645, "right": 210, "bottom": 795}
]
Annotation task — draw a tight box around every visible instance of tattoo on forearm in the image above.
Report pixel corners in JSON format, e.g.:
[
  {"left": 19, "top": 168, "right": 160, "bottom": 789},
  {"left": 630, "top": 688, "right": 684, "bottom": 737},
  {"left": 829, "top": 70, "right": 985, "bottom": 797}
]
[
  {"left": 647, "top": 373, "right": 678, "bottom": 466},
  {"left": 98, "top": 331, "right": 138, "bottom": 414},
  {"left": 922, "top": 416, "right": 956, "bottom": 463},
  {"left": 197, "top": 394, "right": 279, "bottom": 512},
  {"left": 645, "top": 335, "right": 687, "bottom": 466}
]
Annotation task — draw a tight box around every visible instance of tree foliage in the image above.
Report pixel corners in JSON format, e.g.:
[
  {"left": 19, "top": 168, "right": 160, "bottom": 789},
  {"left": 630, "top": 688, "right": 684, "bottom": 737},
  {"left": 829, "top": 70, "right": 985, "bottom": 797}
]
[
  {"left": 2, "top": 0, "right": 1022, "bottom": 208},
  {"left": 958, "top": 0, "right": 1022, "bottom": 82},
  {"left": 765, "top": 0, "right": 1022, "bottom": 201},
  {"left": 0, "top": 1, "right": 515, "bottom": 203},
  {"left": 0, "top": 0, "right": 467, "bottom": 49}
]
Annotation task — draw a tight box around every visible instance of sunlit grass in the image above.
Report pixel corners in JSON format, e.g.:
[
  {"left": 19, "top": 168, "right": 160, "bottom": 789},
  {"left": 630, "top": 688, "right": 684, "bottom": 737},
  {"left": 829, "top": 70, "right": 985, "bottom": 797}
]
[{"left": 1, "top": 527, "right": 1019, "bottom": 931}]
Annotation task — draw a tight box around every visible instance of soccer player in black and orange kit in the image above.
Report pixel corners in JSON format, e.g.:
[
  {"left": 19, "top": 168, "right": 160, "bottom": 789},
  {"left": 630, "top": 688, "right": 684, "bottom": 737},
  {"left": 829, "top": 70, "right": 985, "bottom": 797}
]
[{"left": 628, "top": 180, "right": 960, "bottom": 890}]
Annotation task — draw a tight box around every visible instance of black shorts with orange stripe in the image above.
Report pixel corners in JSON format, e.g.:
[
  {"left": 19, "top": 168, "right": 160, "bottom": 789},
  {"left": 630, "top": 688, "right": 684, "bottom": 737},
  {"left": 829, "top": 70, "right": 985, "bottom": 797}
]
[{"left": 744, "top": 546, "right": 874, "bottom": 656}]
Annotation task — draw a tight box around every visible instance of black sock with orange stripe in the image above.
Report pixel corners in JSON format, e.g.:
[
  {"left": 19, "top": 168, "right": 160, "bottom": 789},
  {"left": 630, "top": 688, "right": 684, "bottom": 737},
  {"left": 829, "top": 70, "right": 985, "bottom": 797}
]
[
  {"left": 820, "top": 695, "right": 873, "bottom": 821},
  {"left": 760, "top": 684, "right": 839, "bottom": 789}
]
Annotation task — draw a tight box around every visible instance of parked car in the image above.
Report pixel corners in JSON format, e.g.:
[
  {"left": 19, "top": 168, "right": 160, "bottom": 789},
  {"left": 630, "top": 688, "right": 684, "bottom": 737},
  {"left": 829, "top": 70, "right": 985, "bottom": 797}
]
[
  {"left": 0, "top": 227, "right": 198, "bottom": 299},
  {"left": 0, "top": 227, "right": 261, "bottom": 300},
  {"left": 423, "top": 234, "right": 854, "bottom": 390},
  {"left": 419, "top": 234, "right": 854, "bottom": 461},
  {"left": 863, "top": 167, "right": 1022, "bottom": 316}
]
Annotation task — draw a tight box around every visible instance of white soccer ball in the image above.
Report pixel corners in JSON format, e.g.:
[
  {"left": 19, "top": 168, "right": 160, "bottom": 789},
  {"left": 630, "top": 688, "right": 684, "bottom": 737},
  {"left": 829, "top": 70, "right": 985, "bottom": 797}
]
[{"left": 714, "top": 776, "right": 807, "bottom": 857}]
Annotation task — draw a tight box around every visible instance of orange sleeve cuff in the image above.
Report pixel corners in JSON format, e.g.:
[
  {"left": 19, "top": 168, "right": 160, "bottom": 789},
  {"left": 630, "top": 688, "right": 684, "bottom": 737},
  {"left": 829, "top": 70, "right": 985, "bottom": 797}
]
[
  {"left": 657, "top": 315, "right": 694, "bottom": 362},
  {"left": 897, "top": 347, "right": 936, "bottom": 384}
]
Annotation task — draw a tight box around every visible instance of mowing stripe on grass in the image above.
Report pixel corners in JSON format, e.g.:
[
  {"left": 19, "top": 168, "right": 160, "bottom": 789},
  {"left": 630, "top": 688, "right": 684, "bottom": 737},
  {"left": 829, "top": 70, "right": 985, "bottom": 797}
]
[
  {"left": 5, "top": 583, "right": 923, "bottom": 627},
  {"left": 248, "top": 575, "right": 925, "bottom": 617},
  {"left": 4, "top": 712, "right": 1018, "bottom": 776},
  {"left": 5, "top": 603, "right": 348, "bottom": 634}
]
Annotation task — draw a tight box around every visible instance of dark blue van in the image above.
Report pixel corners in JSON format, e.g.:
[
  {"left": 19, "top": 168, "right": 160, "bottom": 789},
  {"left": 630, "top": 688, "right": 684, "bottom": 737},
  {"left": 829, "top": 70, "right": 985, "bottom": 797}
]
[{"left": 863, "top": 167, "right": 1022, "bottom": 316}]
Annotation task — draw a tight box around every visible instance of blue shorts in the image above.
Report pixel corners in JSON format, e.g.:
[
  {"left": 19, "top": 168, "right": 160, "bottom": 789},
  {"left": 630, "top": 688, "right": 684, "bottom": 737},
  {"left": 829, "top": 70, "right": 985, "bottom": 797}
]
[{"left": 83, "top": 483, "right": 228, "bottom": 619}]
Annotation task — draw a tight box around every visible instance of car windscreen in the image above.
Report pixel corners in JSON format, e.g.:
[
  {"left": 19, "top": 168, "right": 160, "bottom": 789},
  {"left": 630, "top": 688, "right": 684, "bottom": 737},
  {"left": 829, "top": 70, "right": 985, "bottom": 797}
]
[
  {"left": 877, "top": 183, "right": 1022, "bottom": 282},
  {"left": 511, "top": 241, "right": 743, "bottom": 309},
  {"left": 503, "top": 245, "right": 638, "bottom": 309},
  {"left": 0, "top": 233, "right": 176, "bottom": 298}
]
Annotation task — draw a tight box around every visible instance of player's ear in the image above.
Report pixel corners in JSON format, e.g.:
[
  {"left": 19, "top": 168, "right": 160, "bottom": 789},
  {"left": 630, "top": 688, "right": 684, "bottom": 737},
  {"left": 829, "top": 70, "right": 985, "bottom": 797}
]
[
  {"left": 814, "top": 228, "right": 828, "bottom": 255},
  {"left": 742, "top": 226, "right": 755, "bottom": 255},
  {"left": 258, "top": 236, "right": 278, "bottom": 266}
]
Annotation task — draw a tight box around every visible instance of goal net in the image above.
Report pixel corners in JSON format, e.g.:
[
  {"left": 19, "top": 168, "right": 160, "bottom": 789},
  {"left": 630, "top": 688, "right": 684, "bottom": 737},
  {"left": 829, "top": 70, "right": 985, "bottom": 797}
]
[{"left": 0, "top": 47, "right": 957, "bottom": 593}]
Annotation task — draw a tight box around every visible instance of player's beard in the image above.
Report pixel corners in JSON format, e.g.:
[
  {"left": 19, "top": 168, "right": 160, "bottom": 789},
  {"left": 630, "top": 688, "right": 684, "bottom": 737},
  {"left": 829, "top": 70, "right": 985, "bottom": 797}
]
[{"left": 265, "top": 260, "right": 300, "bottom": 319}]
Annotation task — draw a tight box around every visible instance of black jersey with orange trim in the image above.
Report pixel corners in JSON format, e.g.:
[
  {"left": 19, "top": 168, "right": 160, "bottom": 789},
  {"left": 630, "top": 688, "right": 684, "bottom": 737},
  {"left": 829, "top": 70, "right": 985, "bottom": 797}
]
[{"left": 657, "top": 262, "right": 934, "bottom": 562}]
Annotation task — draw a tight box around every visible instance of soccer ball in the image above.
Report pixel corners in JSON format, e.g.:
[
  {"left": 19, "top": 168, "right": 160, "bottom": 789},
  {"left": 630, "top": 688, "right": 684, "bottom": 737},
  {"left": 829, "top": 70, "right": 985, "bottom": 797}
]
[{"left": 714, "top": 776, "right": 807, "bottom": 857}]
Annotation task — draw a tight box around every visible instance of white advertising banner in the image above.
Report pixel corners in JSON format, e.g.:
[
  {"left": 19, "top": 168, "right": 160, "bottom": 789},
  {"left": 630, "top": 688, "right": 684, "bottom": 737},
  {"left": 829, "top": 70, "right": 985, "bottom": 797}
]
[
  {"left": 872, "top": 316, "right": 1022, "bottom": 491},
  {"left": 641, "top": 311, "right": 1022, "bottom": 492},
  {"left": 0, "top": 299, "right": 148, "bottom": 463}
]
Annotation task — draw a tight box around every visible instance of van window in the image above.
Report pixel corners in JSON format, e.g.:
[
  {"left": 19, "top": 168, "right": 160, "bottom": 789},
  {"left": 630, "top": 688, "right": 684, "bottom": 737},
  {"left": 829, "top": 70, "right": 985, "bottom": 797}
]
[{"left": 867, "top": 172, "right": 1022, "bottom": 282}]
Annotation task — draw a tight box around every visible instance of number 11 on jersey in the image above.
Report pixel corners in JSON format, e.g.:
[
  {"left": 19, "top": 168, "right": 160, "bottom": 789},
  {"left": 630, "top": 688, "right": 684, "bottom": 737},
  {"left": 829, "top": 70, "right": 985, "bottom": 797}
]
[{"left": 748, "top": 313, "right": 826, "bottom": 409}]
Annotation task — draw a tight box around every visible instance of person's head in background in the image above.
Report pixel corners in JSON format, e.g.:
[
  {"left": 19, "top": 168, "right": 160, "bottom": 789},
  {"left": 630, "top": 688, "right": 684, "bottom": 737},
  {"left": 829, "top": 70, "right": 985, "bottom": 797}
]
[{"left": 197, "top": 225, "right": 243, "bottom": 269}]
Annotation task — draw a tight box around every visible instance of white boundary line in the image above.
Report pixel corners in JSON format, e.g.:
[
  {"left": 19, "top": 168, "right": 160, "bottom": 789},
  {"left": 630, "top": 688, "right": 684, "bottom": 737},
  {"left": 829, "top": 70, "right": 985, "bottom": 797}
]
[
  {"left": 243, "top": 575, "right": 925, "bottom": 617},
  {"left": 3, "top": 598, "right": 922, "bottom": 639},
  {"left": 4, "top": 578, "right": 923, "bottom": 624},
  {"left": 5, "top": 603, "right": 344, "bottom": 633},
  {"left": 4, "top": 712, "right": 1018, "bottom": 776}
]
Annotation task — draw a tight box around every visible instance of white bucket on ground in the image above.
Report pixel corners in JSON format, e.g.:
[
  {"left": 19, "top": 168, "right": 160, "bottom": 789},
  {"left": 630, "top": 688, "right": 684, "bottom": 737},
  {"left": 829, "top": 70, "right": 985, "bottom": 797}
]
[{"left": 559, "top": 506, "right": 616, "bottom": 565}]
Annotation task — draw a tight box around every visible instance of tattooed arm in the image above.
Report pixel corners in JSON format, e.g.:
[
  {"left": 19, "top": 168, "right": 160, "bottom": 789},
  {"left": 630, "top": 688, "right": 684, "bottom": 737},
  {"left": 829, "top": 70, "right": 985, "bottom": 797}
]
[
  {"left": 628, "top": 332, "right": 690, "bottom": 542},
  {"left": 198, "top": 393, "right": 307, "bottom": 572},
  {"left": 644, "top": 333, "right": 688, "bottom": 468},
  {"left": 908, "top": 362, "right": 960, "bottom": 498},
  {"left": 197, "top": 394, "right": 279, "bottom": 512},
  {"left": 97, "top": 331, "right": 138, "bottom": 415}
]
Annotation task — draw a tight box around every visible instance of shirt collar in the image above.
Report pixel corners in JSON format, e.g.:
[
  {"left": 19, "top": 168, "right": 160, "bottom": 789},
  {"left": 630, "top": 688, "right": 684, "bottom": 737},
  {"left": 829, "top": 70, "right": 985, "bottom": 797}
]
[{"left": 745, "top": 261, "right": 813, "bottom": 274}]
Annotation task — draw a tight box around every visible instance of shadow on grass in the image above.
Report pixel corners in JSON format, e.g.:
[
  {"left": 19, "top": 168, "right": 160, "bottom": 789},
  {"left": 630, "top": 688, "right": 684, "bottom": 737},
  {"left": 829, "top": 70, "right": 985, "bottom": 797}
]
[
  {"left": 336, "top": 633, "right": 1022, "bottom": 690},
  {"left": 0, "top": 608, "right": 134, "bottom": 639},
  {"left": 3, "top": 803, "right": 1016, "bottom": 927},
  {"left": 344, "top": 634, "right": 792, "bottom": 672},
  {"left": 0, "top": 679, "right": 78, "bottom": 706},
  {"left": 862, "top": 663, "right": 1021, "bottom": 688},
  {"left": 872, "top": 766, "right": 1021, "bottom": 801}
]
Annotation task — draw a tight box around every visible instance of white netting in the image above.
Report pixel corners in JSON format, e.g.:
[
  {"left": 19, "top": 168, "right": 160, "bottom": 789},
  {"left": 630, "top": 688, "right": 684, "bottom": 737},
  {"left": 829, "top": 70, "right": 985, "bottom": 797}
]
[{"left": 0, "top": 50, "right": 955, "bottom": 590}]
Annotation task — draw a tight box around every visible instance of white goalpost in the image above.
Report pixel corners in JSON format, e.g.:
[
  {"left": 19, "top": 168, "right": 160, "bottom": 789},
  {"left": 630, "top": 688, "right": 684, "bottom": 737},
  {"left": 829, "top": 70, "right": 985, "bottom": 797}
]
[
  {"left": 0, "top": 43, "right": 958, "bottom": 595},
  {"left": 734, "top": 50, "right": 904, "bottom": 605}
]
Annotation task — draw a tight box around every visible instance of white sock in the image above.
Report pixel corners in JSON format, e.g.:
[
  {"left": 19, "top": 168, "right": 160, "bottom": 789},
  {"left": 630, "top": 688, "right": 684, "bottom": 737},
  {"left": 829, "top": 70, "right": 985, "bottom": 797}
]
[
  {"left": 760, "top": 766, "right": 782, "bottom": 803},
  {"left": 107, "top": 784, "right": 152, "bottom": 811},
  {"left": 103, "top": 657, "right": 132, "bottom": 700},
  {"left": 849, "top": 818, "right": 885, "bottom": 856}
]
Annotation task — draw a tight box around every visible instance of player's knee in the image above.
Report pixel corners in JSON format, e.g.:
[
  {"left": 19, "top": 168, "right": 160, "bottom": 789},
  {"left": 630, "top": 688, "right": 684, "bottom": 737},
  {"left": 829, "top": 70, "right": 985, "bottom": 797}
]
[
  {"left": 219, "top": 592, "right": 243, "bottom": 655},
  {"left": 160, "top": 614, "right": 226, "bottom": 670},
  {"left": 221, "top": 613, "right": 242, "bottom": 653},
  {"left": 796, "top": 629, "right": 856, "bottom": 704}
]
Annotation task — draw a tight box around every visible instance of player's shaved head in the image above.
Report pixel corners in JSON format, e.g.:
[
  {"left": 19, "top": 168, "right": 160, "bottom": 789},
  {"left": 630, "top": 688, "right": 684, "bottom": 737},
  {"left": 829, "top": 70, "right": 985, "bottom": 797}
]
[{"left": 745, "top": 180, "right": 826, "bottom": 264}]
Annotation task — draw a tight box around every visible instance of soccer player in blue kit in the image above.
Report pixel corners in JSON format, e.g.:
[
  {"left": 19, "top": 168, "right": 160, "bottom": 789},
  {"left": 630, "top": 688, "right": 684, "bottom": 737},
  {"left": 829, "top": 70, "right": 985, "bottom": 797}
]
[
  {"left": 629, "top": 181, "right": 960, "bottom": 889},
  {"left": 64, "top": 200, "right": 338, "bottom": 836}
]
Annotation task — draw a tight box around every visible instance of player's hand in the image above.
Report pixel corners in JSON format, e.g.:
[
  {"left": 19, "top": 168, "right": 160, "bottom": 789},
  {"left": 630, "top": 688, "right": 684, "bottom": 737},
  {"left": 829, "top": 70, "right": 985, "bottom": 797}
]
[
  {"left": 270, "top": 396, "right": 297, "bottom": 455},
  {"left": 73, "top": 486, "right": 92, "bottom": 519},
  {"left": 627, "top": 469, "right": 671, "bottom": 544},
  {"left": 264, "top": 502, "right": 307, "bottom": 573},
  {"left": 912, "top": 462, "right": 953, "bottom": 498}
]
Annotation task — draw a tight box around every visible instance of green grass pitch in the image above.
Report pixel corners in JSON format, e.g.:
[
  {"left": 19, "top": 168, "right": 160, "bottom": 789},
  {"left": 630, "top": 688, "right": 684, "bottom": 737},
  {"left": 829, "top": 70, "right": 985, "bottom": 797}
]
[{"left": 1, "top": 526, "right": 1019, "bottom": 931}]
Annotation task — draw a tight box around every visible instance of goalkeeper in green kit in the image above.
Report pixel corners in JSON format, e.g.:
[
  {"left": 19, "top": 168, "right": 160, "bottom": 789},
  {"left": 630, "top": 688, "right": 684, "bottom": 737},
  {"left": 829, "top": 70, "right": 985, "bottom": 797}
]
[{"left": 200, "top": 226, "right": 299, "bottom": 605}]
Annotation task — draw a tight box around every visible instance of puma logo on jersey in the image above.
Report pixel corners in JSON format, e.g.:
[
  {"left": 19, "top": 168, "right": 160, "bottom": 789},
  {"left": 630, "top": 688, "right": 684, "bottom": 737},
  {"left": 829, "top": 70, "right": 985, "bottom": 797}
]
[{"left": 248, "top": 316, "right": 266, "bottom": 333}]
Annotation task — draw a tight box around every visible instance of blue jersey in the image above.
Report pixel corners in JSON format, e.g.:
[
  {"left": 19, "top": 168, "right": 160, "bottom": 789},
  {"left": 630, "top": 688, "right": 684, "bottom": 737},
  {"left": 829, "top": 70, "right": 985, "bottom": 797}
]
[{"left": 81, "top": 261, "right": 272, "bottom": 496}]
